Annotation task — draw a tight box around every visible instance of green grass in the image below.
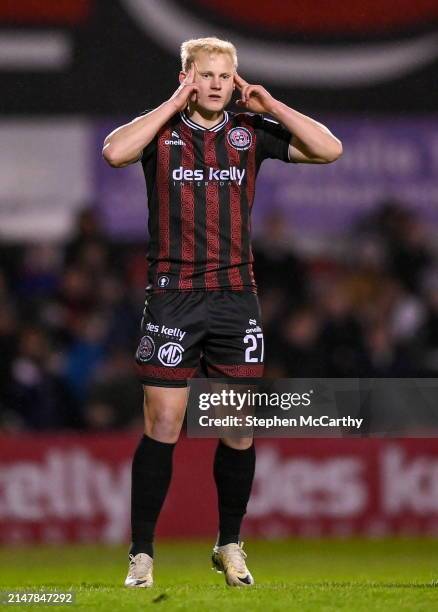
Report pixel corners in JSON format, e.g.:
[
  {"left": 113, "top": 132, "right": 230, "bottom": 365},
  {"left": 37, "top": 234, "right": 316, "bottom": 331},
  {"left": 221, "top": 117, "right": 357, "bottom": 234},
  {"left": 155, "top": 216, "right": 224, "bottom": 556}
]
[{"left": 1, "top": 539, "right": 438, "bottom": 611}]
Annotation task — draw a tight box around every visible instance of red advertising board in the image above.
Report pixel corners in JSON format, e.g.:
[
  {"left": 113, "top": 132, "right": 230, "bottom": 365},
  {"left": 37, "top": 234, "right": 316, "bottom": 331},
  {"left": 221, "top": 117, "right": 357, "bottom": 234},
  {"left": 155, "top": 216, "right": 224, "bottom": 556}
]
[
  {"left": 1, "top": 435, "right": 438, "bottom": 544},
  {"left": 0, "top": 0, "right": 91, "bottom": 24}
]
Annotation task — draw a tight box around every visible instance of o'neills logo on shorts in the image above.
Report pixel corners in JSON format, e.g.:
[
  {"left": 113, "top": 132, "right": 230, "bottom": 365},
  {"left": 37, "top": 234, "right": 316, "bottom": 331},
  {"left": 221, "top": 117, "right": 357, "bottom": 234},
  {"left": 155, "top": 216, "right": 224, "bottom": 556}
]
[{"left": 172, "top": 166, "right": 245, "bottom": 186}]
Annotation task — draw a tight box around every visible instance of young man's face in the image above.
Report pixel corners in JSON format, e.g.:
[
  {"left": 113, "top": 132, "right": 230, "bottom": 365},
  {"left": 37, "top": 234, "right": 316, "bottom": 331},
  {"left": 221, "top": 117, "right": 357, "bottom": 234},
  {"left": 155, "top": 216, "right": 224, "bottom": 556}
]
[{"left": 183, "top": 50, "right": 235, "bottom": 114}]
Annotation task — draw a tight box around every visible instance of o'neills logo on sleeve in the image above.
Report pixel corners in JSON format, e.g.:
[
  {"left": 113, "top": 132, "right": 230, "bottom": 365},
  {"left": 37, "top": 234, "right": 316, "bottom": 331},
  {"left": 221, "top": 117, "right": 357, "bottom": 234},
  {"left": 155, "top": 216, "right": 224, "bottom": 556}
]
[{"left": 172, "top": 166, "right": 245, "bottom": 186}]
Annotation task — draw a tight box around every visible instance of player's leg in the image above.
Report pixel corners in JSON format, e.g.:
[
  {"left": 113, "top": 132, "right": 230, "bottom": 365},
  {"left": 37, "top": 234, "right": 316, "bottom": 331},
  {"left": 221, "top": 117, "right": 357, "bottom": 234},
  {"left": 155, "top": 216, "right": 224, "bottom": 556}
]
[
  {"left": 131, "top": 385, "right": 188, "bottom": 551},
  {"left": 211, "top": 434, "right": 256, "bottom": 585},
  {"left": 204, "top": 291, "right": 264, "bottom": 586},
  {"left": 126, "top": 386, "right": 188, "bottom": 588},
  {"left": 126, "top": 291, "right": 204, "bottom": 587},
  {"left": 214, "top": 434, "right": 255, "bottom": 545}
]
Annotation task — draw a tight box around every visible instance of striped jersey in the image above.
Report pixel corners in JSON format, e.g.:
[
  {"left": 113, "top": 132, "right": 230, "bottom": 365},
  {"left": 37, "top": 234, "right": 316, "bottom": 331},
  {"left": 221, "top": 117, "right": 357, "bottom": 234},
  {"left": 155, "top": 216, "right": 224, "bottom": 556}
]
[{"left": 140, "top": 110, "right": 292, "bottom": 292}]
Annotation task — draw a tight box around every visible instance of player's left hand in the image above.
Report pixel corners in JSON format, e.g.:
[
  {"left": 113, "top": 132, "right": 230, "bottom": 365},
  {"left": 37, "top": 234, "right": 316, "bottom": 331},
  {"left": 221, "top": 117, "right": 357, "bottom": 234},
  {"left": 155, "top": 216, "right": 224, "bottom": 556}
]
[{"left": 234, "top": 73, "right": 275, "bottom": 114}]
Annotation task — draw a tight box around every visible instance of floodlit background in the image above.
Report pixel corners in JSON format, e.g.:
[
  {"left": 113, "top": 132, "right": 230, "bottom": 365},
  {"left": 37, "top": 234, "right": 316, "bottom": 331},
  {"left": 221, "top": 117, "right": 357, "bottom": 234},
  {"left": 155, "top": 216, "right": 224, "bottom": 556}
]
[{"left": 1, "top": 1, "right": 438, "bottom": 546}]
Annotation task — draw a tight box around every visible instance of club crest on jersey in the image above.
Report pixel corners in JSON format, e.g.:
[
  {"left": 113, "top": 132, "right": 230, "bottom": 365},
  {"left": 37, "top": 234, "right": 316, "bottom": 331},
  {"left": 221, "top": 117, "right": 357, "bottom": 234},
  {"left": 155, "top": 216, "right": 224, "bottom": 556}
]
[
  {"left": 158, "top": 342, "right": 184, "bottom": 366},
  {"left": 227, "top": 127, "right": 252, "bottom": 151},
  {"left": 157, "top": 275, "right": 170, "bottom": 288},
  {"left": 136, "top": 335, "right": 155, "bottom": 362}
]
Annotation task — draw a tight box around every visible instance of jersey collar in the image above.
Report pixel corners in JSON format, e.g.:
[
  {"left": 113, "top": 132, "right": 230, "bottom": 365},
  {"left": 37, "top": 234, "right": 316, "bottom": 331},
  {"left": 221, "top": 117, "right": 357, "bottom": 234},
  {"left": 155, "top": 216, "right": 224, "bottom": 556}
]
[{"left": 180, "top": 110, "right": 229, "bottom": 133}]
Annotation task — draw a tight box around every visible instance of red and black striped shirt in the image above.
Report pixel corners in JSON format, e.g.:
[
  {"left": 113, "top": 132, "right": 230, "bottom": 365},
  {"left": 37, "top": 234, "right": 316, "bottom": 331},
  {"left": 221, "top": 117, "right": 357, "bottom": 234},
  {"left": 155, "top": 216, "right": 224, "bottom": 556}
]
[{"left": 140, "top": 110, "right": 292, "bottom": 292}]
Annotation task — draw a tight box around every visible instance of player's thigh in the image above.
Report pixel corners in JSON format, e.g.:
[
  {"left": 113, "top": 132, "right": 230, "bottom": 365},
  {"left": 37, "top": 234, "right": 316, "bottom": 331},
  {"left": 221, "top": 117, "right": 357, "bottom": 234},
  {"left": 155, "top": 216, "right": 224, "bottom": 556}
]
[{"left": 203, "top": 291, "right": 264, "bottom": 378}]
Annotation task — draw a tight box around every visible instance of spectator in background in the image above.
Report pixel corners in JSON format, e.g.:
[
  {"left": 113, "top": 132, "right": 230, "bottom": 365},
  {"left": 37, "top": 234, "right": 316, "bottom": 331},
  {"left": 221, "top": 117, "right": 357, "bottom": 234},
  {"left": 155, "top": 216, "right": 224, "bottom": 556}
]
[
  {"left": 419, "top": 271, "right": 438, "bottom": 373},
  {"left": 87, "top": 348, "right": 144, "bottom": 429},
  {"left": 63, "top": 312, "right": 108, "bottom": 403},
  {"left": 16, "top": 244, "right": 62, "bottom": 300},
  {"left": 4, "top": 326, "right": 79, "bottom": 430},
  {"left": 253, "top": 209, "right": 308, "bottom": 306},
  {"left": 73, "top": 240, "right": 109, "bottom": 278},
  {"left": 64, "top": 208, "right": 106, "bottom": 266},
  {"left": 0, "top": 300, "right": 18, "bottom": 412},
  {"left": 363, "top": 323, "right": 413, "bottom": 376},
  {"left": 318, "top": 281, "right": 368, "bottom": 377},
  {"left": 100, "top": 273, "right": 141, "bottom": 351},
  {"left": 83, "top": 400, "right": 117, "bottom": 431},
  {"left": 389, "top": 212, "right": 432, "bottom": 294},
  {"left": 268, "top": 307, "right": 326, "bottom": 377},
  {"left": 57, "top": 266, "right": 96, "bottom": 331},
  {"left": 356, "top": 199, "right": 432, "bottom": 293}
]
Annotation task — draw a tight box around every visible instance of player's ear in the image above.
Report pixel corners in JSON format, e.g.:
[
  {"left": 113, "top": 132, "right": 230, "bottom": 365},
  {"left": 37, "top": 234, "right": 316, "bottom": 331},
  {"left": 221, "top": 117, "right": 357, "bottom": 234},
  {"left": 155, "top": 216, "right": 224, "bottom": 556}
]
[{"left": 179, "top": 71, "right": 186, "bottom": 84}]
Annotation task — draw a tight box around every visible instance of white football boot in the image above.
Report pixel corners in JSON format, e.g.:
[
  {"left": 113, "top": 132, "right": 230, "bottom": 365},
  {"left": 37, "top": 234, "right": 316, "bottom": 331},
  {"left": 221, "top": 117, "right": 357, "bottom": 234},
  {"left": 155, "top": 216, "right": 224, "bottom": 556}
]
[
  {"left": 124, "top": 553, "right": 153, "bottom": 588},
  {"left": 212, "top": 542, "right": 254, "bottom": 587}
]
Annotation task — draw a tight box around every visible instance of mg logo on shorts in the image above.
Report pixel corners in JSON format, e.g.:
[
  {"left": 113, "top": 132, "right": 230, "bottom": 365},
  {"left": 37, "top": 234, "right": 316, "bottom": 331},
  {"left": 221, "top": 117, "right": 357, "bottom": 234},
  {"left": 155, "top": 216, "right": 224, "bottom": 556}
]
[{"left": 158, "top": 342, "right": 184, "bottom": 366}]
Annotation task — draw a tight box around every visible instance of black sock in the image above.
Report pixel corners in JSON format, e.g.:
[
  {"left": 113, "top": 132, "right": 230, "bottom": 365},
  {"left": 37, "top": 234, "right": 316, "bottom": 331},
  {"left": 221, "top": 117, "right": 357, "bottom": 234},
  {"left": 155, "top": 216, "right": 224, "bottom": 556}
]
[
  {"left": 130, "top": 434, "right": 176, "bottom": 558},
  {"left": 213, "top": 440, "right": 256, "bottom": 547}
]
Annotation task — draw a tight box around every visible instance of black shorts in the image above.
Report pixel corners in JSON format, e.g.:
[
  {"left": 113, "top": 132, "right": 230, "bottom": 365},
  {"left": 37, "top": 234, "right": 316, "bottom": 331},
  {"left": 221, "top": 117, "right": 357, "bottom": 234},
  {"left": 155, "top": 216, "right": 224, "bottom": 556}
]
[{"left": 135, "top": 290, "right": 264, "bottom": 387}]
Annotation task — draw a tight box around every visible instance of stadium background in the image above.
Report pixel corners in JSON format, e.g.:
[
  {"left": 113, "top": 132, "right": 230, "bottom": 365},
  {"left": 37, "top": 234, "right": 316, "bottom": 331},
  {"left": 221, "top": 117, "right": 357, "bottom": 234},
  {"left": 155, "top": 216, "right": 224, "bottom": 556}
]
[{"left": 1, "top": 0, "right": 438, "bottom": 550}]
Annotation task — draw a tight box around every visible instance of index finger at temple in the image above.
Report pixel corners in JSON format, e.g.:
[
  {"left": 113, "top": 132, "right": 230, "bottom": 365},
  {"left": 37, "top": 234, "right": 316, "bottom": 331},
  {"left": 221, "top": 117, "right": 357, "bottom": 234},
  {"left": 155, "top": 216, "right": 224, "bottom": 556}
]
[
  {"left": 234, "top": 72, "right": 248, "bottom": 88},
  {"left": 186, "top": 63, "right": 195, "bottom": 82}
]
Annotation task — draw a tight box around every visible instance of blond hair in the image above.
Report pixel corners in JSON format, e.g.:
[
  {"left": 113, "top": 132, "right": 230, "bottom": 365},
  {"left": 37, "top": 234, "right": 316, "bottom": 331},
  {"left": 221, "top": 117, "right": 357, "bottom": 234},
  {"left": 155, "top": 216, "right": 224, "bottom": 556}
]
[{"left": 180, "top": 37, "right": 237, "bottom": 72}]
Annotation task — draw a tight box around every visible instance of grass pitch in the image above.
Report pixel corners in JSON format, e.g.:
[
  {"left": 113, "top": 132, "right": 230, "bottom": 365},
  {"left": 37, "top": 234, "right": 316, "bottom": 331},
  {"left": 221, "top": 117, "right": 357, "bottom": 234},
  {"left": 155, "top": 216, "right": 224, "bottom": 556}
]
[{"left": 1, "top": 539, "right": 437, "bottom": 611}]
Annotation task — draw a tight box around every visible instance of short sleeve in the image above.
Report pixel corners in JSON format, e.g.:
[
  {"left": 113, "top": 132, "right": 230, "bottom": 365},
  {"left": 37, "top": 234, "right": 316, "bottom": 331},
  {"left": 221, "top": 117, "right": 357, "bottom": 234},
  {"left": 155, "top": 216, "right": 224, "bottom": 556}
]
[{"left": 256, "top": 115, "right": 293, "bottom": 163}]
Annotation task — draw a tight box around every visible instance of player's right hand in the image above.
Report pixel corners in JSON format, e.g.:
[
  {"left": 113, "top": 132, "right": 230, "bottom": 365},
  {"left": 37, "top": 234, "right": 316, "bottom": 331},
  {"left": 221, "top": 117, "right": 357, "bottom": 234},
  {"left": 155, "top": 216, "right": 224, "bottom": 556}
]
[{"left": 169, "top": 63, "right": 199, "bottom": 111}]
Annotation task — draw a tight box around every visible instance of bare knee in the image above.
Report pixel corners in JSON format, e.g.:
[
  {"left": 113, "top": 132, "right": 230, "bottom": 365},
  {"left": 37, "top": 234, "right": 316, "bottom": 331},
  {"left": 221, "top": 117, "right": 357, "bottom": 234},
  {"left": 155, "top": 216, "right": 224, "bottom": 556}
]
[
  {"left": 143, "top": 385, "right": 188, "bottom": 443},
  {"left": 146, "top": 408, "right": 183, "bottom": 443}
]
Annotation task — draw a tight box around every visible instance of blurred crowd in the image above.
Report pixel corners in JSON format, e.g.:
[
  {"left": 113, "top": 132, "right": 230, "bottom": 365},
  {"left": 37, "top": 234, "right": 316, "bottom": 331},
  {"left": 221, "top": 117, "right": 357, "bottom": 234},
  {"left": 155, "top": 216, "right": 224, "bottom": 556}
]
[
  {"left": 1, "top": 201, "right": 438, "bottom": 431},
  {"left": 254, "top": 201, "right": 438, "bottom": 380}
]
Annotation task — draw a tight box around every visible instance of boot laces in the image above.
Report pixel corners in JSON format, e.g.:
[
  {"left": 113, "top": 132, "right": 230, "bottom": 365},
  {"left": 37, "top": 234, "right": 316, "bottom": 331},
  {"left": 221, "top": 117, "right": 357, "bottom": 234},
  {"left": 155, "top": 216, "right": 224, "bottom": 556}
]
[{"left": 224, "top": 543, "right": 248, "bottom": 574}]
